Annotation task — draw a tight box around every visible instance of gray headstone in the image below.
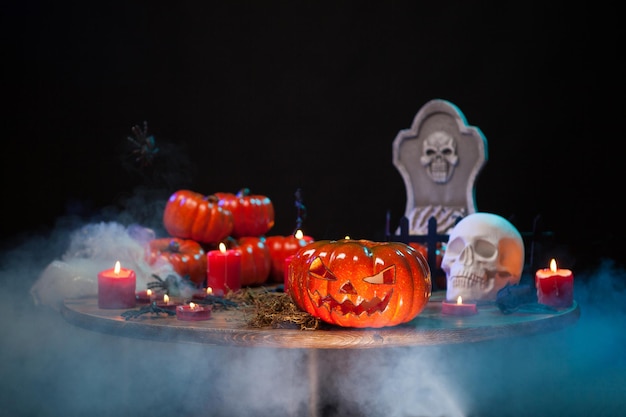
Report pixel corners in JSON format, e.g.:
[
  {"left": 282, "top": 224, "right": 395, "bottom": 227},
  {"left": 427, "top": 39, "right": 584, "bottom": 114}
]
[{"left": 392, "top": 99, "right": 488, "bottom": 235}]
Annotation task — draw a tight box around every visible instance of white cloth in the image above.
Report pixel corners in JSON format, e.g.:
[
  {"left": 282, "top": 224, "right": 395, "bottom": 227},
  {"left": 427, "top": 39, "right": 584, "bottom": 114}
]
[{"left": 30, "top": 221, "right": 177, "bottom": 311}]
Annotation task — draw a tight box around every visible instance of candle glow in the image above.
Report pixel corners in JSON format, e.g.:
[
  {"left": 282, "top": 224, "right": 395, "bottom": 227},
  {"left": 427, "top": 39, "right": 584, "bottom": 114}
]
[
  {"left": 550, "top": 258, "right": 557, "bottom": 272},
  {"left": 176, "top": 301, "right": 211, "bottom": 321},
  {"left": 535, "top": 258, "right": 574, "bottom": 308},
  {"left": 207, "top": 242, "right": 242, "bottom": 296},
  {"left": 192, "top": 287, "right": 214, "bottom": 301},
  {"left": 97, "top": 261, "right": 137, "bottom": 309},
  {"left": 135, "top": 288, "right": 155, "bottom": 304},
  {"left": 441, "top": 295, "right": 477, "bottom": 316}
]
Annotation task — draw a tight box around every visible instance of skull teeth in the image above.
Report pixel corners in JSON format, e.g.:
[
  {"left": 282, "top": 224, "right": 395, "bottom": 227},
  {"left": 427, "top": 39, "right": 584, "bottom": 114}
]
[
  {"left": 451, "top": 274, "right": 488, "bottom": 289},
  {"left": 430, "top": 160, "right": 448, "bottom": 183}
]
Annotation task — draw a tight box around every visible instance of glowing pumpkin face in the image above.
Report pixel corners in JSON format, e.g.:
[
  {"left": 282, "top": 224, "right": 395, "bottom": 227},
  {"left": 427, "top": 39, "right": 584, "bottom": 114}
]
[{"left": 288, "top": 239, "right": 431, "bottom": 328}]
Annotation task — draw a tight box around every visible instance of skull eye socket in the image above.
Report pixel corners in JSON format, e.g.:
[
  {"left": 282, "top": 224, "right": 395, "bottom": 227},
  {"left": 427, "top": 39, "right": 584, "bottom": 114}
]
[
  {"left": 308, "top": 257, "right": 337, "bottom": 281},
  {"left": 446, "top": 237, "right": 465, "bottom": 255},
  {"left": 474, "top": 239, "right": 497, "bottom": 258},
  {"left": 363, "top": 265, "right": 396, "bottom": 285},
  {"left": 445, "top": 238, "right": 497, "bottom": 258}
]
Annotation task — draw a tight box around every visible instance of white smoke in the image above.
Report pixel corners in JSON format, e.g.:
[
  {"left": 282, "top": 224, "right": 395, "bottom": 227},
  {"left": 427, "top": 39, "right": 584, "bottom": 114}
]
[
  {"left": 29, "top": 221, "right": 178, "bottom": 311},
  {"left": 1, "top": 221, "right": 626, "bottom": 417}
]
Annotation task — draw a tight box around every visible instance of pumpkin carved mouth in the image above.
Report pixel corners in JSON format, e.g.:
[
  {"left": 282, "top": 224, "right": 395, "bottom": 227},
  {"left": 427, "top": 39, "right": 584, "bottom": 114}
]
[{"left": 308, "top": 289, "right": 393, "bottom": 316}]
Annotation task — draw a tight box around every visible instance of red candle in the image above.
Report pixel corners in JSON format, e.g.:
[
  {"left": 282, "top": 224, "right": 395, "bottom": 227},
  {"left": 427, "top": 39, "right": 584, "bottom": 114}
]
[
  {"left": 155, "top": 294, "right": 178, "bottom": 310},
  {"left": 98, "top": 261, "right": 137, "bottom": 309},
  {"left": 536, "top": 258, "right": 574, "bottom": 308},
  {"left": 192, "top": 287, "right": 213, "bottom": 300},
  {"left": 283, "top": 254, "right": 295, "bottom": 292},
  {"left": 207, "top": 242, "right": 242, "bottom": 296},
  {"left": 441, "top": 296, "right": 478, "bottom": 316},
  {"left": 135, "top": 288, "right": 156, "bottom": 304},
  {"left": 176, "top": 302, "right": 211, "bottom": 321}
]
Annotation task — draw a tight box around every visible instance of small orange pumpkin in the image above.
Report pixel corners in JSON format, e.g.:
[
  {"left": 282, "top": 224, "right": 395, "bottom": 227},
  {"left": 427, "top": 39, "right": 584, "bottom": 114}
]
[
  {"left": 225, "top": 236, "right": 272, "bottom": 287},
  {"left": 265, "top": 231, "right": 314, "bottom": 283},
  {"left": 288, "top": 239, "right": 431, "bottom": 328},
  {"left": 163, "top": 189, "right": 234, "bottom": 244},
  {"left": 214, "top": 188, "right": 275, "bottom": 238},
  {"left": 148, "top": 238, "right": 207, "bottom": 286},
  {"left": 409, "top": 242, "right": 446, "bottom": 290}
]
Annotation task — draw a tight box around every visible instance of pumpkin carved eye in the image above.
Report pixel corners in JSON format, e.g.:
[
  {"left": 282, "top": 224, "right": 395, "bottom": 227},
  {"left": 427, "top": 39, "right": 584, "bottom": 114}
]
[
  {"left": 308, "top": 257, "right": 396, "bottom": 285},
  {"left": 363, "top": 265, "right": 396, "bottom": 285},
  {"left": 309, "top": 257, "right": 337, "bottom": 281}
]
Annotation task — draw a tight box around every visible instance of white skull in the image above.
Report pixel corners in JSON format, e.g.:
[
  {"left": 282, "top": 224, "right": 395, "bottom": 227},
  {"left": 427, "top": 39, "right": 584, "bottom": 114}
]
[
  {"left": 420, "top": 131, "right": 459, "bottom": 183},
  {"left": 442, "top": 212, "right": 524, "bottom": 301}
]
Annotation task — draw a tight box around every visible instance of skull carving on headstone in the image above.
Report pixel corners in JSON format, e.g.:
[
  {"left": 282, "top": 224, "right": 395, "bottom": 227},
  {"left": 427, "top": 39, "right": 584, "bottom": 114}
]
[
  {"left": 419, "top": 131, "right": 458, "bottom": 183},
  {"left": 441, "top": 212, "right": 525, "bottom": 301}
]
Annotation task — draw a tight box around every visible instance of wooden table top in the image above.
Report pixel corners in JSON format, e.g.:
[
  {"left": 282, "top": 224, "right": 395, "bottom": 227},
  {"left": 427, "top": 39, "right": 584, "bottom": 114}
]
[{"left": 60, "top": 291, "right": 580, "bottom": 349}]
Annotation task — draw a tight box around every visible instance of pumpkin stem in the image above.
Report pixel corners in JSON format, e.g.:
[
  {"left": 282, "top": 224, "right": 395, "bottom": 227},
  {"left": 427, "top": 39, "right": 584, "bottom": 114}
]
[
  {"left": 205, "top": 195, "right": 219, "bottom": 203},
  {"left": 168, "top": 239, "right": 181, "bottom": 253},
  {"left": 236, "top": 188, "right": 251, "bottom": 197}
]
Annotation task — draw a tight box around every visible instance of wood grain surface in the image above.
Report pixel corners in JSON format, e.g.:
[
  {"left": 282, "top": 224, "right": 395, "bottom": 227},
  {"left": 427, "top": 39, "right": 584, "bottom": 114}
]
[{"left": 60, "top": 292, "right": 580, "bottom": 349}]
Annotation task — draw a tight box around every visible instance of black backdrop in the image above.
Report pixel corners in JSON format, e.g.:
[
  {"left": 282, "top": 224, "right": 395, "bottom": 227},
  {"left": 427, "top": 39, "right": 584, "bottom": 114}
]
[{"left": 2, "top": 2, "right": 623, "bottom": 272}]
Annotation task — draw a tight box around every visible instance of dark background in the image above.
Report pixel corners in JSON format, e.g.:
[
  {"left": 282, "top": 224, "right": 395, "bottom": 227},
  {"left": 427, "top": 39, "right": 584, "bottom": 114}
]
[
  {"left": 2, "top": 1, "right": 623, "bottom": 273},
  {"left": 2, "top": 4, "right": 626, "bottom": 417}
]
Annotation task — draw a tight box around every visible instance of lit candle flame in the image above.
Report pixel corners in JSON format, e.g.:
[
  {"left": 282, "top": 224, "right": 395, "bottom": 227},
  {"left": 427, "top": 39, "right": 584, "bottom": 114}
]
[
  {"left": 163, "top": 294, "right": 169, "bottom": 304},
  {"left": 114, "top": 261, "right": 121, "bottom": 274},
  {"left": 189, "top": 302, "right": 196, "bottom": 309},
  {"left": 219, "top": 242, "right": 227, "bottom": 253},
  {"left": 146, "top": 289, "right": 152, "bottom": 296},
  {"left": 550, "top": 258, "right": 557, "bottom": 272},
  {"left": 206, "top": 287, "right": 213, "bottom": 295},
  {"left": 295, "top": 229, "right": 304, "bottom": 239},
  {"left": 457, "top": 296, "right": 463, "bottom": 305},
  {"left": 344, "top": 235, "right": 351, "bottom": 240}
]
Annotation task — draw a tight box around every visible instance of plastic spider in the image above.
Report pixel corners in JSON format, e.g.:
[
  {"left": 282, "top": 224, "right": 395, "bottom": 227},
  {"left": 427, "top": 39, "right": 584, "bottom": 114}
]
[
  {"left": 146, "top": 274, "right": 176, "bottom": 293},
  {"left": 121, "top": 302, "right": 176, "bottom": 320},
  {"left": 127, "top": 121, "right": 159, "bottom": 167}
]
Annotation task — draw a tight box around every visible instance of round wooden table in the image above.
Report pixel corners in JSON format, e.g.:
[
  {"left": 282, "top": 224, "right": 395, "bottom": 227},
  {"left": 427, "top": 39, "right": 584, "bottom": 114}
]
[
  {"left": 60, "top": 291, "right": 579, "bottom": 349},
  {"left": 61, "top": 291, "right": 579, "bottom": 417}
]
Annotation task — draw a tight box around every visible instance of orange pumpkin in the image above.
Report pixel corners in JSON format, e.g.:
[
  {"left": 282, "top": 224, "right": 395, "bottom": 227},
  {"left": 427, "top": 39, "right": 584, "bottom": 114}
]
[
  {"left": 408, "top": 242, "right": 445, "bottom": 268},
  {"left": 148, "top": 238, "right": 207, "bottom": 286},
  {"left": 163, "top": 189, "right": 233, "bottom": 244},
  {"left": 265, "top": 231, "right": 314, "bottom": 283},
  {"left": 409, "top": 242, "right": 446, "bottom": 289},
  {"left": 226, "top": 236, "right": 272, "bottom": 287},
  {"left": 288, "top": 239, "right": 431, "bottom": 328},
  {"left": 214, "top": 188, "right": 275, "bottom": 238}
]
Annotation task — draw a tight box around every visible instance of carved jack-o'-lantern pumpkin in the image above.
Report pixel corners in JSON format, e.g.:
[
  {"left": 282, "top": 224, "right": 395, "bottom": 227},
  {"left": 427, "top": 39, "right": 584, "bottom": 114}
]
[{"left": 288, "top": 239, "right": 431, "bottom": 328}]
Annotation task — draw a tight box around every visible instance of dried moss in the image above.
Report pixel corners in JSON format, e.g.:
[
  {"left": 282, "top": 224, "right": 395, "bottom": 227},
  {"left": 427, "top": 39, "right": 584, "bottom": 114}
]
[
  {"left": 237, "top": 288, "right": 320, "bottom": 330},
  {"left": 201, "top": 286, "right": 320, "bottom": 330}
]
